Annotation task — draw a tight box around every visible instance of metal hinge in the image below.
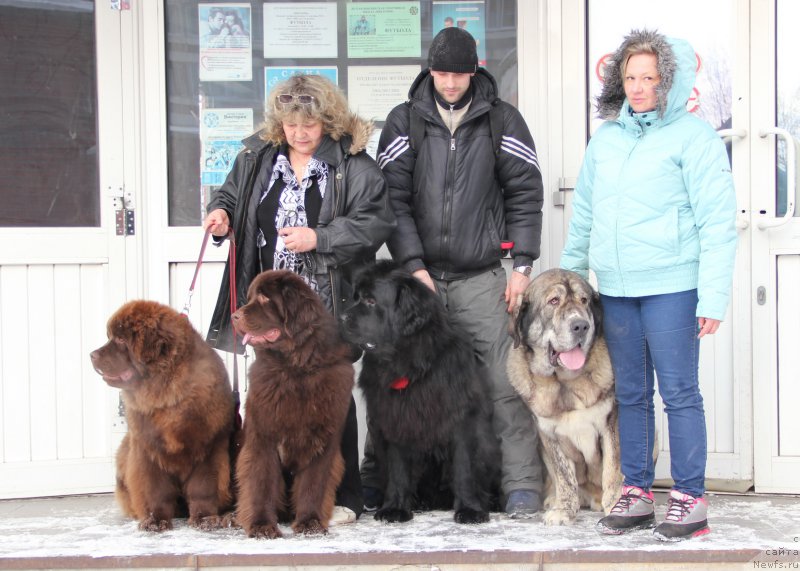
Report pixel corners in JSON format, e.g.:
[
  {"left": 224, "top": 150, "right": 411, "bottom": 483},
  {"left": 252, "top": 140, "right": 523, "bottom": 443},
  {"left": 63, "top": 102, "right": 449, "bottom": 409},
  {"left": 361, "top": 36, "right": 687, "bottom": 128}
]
[
  {"left": 110, "top": 185, "right": 136, "bottom": 236},
  {"left": 553, "top": 177, "right": 576, "bottom": 207}
]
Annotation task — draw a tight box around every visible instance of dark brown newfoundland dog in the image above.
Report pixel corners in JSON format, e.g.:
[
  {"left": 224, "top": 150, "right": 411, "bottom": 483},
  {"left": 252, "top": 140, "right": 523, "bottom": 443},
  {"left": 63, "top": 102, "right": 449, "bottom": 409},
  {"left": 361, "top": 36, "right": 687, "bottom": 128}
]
[
  {"left": 339, "top": 261, "right": 500, "bottom": 524},
  {"left": 232, "top": 270, "right": 354, "bottom": 539},
  {"left": 89, "top": 300, "right": 235, "bottom": 532}
]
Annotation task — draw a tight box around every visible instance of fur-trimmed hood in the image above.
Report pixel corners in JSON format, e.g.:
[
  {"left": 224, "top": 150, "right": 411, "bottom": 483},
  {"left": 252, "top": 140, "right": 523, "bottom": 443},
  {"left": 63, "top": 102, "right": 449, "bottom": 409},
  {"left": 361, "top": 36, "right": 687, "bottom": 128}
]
[
  {"left": 339, "top": 114, "right": 373, "bottom": 155},
  {"left": 596, "top": 29, "right": 696, "bottom": 121}
]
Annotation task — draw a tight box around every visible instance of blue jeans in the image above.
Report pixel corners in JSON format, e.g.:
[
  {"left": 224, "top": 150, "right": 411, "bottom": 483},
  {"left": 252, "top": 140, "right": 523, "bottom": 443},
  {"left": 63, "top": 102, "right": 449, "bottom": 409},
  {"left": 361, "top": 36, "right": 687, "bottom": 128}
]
[{"left": 600, "top": 290, "right": 706, "bottom": 497}]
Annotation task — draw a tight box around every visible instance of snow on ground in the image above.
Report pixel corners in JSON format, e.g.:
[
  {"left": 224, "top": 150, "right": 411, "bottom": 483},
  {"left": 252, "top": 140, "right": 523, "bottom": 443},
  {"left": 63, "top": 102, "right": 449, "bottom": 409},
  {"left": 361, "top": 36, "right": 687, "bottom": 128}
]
[{"left": 1, "top": 494, "right": 799, "bottom": 558}]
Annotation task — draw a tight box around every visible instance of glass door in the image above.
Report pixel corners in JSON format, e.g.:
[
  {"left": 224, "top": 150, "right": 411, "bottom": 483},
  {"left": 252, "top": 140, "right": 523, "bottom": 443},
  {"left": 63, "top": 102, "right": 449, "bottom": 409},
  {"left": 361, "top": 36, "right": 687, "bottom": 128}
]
[{"left": 750, "top": 0, "right": 800, "bottom": 493}]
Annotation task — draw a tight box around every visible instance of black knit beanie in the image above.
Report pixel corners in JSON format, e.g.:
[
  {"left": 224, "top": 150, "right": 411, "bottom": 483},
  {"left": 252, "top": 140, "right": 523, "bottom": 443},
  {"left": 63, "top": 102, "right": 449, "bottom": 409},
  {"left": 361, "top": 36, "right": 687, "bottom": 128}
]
[{"left": 428, "top": 27, "right": 478, "bottom": 73}]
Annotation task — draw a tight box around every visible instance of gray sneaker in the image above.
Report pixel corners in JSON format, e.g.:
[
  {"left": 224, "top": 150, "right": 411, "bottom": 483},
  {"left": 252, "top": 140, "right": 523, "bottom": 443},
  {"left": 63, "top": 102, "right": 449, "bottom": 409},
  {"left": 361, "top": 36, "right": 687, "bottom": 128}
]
[
  {"left": 596, "top": 485, "right": 656, "bottom": 535},
  {"left": 653, "top": 490, "right": 710, "bottom": 542}
]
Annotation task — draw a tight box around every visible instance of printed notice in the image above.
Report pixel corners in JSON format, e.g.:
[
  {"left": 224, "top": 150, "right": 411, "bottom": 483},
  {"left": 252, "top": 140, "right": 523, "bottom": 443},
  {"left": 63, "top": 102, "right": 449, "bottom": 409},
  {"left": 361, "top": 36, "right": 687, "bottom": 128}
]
[
  {"left": 264, "top": 3, "right": 338, "bottom": 59},
  {"left": 431, "top": 1, "right": 486, "bottom": 65},
  {"left": 200, "top": 108, "right": 253, "bottom": 186},
  {"left": 347, "top": 2, "right": 421, "bottom": 59},
  {"left": 348, "top": 65, "right": 421, "bottom": 122},
  {"left": 198, "top": 4, "right": 252, "bottom": 81}
]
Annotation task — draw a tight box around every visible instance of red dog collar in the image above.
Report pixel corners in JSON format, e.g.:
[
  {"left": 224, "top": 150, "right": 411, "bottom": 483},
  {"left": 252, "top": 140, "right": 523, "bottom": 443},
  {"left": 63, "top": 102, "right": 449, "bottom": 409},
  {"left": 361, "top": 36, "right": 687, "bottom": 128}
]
[{"left": 390, "top": 376, "right": 409, "bottom": 390}]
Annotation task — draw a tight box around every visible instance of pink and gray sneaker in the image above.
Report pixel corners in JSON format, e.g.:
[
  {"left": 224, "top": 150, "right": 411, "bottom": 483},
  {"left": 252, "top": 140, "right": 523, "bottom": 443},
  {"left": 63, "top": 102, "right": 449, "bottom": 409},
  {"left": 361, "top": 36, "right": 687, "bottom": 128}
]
[
  {"left": 653, "top": 489, "right": 710, "bottom": 541},
  {"left": 596, "top": 485, "right": 656, "bottom": 535}
]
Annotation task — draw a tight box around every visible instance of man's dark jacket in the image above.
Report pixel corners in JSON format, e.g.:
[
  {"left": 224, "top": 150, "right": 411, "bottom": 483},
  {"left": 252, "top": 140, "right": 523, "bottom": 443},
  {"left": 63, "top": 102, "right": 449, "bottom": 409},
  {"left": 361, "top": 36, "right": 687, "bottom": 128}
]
[{"left": 377, "top": 68, "right": 544, "bottom": 280}]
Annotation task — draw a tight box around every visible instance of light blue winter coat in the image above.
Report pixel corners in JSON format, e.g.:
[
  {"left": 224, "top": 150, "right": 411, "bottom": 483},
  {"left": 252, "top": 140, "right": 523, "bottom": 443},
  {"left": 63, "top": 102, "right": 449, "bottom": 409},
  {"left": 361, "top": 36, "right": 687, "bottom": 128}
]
[{"left": 560, "top": 31, "right": 737, "bottom": 320}]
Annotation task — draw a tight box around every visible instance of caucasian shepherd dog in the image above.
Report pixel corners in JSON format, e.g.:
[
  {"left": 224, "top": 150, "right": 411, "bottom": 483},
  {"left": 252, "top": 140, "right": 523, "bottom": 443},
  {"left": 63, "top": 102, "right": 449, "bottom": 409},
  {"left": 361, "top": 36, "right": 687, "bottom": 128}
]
[{"left": 507, "top": 268, "right": 622, "bottom": 525}]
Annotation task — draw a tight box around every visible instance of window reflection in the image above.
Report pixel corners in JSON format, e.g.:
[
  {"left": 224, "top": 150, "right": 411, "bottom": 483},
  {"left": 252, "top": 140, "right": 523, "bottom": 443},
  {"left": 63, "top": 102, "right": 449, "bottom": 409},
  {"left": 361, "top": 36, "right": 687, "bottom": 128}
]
[
  {"left": 165, "top": 0, "right": 519, "bottom": 227},
  {"left": 776, "top": 0, "right": 799, "bottom": 217},
  {"left": 587, "top": 1, "right": 734, "bottom": 138},
  {"left": 0, "top": 2, "right": 98, "bottom": 227}
]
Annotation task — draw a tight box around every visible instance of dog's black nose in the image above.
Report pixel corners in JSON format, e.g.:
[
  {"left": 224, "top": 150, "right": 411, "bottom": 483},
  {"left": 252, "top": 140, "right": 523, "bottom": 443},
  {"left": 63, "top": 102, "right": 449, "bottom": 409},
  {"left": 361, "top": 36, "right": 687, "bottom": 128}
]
[{"left": 571, "top": 319, "right": 590, "bottom": 334}]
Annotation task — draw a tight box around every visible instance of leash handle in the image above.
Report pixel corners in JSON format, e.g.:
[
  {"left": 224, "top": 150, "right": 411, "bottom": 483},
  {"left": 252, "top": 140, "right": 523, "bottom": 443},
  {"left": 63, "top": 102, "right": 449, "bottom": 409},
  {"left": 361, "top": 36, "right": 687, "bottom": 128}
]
[{"left": 181, "top": 228, "right": 214, "bottom": 316}]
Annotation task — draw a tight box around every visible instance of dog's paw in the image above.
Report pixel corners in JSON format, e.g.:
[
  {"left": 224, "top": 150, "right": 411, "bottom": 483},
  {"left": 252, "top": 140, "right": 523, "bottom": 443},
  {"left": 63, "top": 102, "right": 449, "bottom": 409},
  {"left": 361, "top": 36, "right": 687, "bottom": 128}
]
[
  {"left": 247, "top": 522, "right": 282, "bottom": 539},
  {"left": 293, "top": 517, "right": 327, "bottom": 536},
  {"left": 219, "top": 511, "right": 239, "bottom": 528},
  {"left": 543, "top": 508, "right": 577, "bottom": 526},
  {"left": 138, "top": 515, "right": 172, "bottom": 532},
  {"left": 454, "top": 507, "right": 490, "bottom": 524},
  {"left": 374, "top": 506, "right": 413, "bottom": 523},
  {"left": 189, "top": 514, "right": 228, "bottom": 531}
]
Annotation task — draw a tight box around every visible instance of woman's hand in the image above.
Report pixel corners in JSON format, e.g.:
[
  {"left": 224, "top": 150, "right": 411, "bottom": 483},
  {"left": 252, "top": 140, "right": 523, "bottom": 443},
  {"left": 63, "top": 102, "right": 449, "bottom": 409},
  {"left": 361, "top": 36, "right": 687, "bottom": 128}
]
[
  {"left": 279, "top": 227, "right": 317, "bottom": 253},
  {"left": 203, "top": 209, "right": 230, "bottom": 237},
  {"left": 697, "top": 317, "right": 721, "bottom": 338}
]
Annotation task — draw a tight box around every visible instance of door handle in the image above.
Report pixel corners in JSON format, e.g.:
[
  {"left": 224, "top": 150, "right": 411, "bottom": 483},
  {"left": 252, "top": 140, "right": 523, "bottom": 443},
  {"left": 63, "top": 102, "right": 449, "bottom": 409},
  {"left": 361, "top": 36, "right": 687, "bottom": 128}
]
[
  {"left": 757, "top": 127, "right": 796, "bottom": 230},
  {"left": 718, "top": 128, "right": 747, "bottom": 141}
]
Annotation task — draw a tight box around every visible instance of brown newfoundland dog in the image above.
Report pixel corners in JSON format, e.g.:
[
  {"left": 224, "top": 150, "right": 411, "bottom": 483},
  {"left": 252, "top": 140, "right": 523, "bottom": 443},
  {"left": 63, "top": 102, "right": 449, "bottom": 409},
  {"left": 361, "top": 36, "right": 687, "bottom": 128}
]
[
  {"left": 232, "top": 270, "right": 354, "bottom": 539},
  {"left": 339, "top": 261, "right": 500, "bottom": 524},
  {"left": 89, "top": 300, "right": 235, "bottom": 532}
]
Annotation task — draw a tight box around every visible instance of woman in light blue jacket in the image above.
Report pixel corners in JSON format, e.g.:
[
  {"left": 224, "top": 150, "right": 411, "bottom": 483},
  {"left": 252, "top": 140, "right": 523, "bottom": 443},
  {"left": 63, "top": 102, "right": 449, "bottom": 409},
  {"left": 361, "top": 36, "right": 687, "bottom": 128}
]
[{"left": 561, "top": 29, "right": 737, "bottom": 542}]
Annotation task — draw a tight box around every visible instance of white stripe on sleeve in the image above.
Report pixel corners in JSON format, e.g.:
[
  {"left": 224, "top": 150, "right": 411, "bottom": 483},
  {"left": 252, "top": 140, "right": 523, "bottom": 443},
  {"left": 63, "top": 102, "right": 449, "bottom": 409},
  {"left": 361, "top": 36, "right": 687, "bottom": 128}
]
[
  {"left": 500, "top": 135, "right": 540, "bottom": 169},
  {"left": 377, "top": 136, "right": 410, "bottom": 169}
]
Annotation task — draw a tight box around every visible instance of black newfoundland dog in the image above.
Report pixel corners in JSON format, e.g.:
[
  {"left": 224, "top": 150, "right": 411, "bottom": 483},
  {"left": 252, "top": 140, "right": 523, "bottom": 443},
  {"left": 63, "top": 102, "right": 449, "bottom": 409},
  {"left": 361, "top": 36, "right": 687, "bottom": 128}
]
[{"left": 340, "top": 261, "right": 500, "bottom": 524}]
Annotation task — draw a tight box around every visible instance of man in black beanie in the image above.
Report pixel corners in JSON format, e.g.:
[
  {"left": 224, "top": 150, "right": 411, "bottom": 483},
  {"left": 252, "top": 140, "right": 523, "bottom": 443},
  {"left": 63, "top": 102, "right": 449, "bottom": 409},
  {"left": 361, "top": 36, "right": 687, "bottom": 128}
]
[{"left": 364, "top": 26, "right": 545, "bottom": 518}]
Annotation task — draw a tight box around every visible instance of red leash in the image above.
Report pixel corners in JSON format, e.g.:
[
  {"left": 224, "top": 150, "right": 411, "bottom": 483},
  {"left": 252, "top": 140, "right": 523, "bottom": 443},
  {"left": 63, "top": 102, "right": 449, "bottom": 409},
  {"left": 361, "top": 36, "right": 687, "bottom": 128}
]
[{"left": 183, "top": 228, "right": 241, "bottom": 423}]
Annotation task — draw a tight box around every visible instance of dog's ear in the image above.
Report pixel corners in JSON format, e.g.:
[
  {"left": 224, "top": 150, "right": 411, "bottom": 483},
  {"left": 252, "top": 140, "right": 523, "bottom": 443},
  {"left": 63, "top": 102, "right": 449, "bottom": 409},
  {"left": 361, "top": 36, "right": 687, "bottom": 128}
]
[
  {"left": 590, "top": 289, "right": 604, "bottom": 337},
  {"left": 510, "top": 298, "right": 534, "bottom": 349},
  {"left": 395, "top": 275, "right": 435, "bottom": 335},
  {"left": 277, "top": 274, "right": 319, "bottom": 343}
]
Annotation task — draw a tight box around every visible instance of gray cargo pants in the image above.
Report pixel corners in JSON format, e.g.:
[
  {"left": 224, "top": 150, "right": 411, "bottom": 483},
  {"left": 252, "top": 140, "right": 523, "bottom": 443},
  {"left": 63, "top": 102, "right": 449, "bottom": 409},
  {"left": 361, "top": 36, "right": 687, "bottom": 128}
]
[{"left": 360, "top": 267, "right": 542, "bottom": 496}]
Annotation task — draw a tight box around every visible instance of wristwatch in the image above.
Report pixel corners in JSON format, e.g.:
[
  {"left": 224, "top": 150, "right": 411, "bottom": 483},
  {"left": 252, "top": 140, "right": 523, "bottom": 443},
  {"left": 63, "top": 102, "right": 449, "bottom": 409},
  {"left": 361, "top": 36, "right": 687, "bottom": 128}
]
[{"left": 514, "top": 265, "right": 532, "bottom": 278}]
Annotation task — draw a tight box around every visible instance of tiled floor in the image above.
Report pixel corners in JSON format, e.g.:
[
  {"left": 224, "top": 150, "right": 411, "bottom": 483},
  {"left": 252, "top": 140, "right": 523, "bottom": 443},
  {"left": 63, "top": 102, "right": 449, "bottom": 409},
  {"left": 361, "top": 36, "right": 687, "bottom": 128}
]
[{"left": 0, "top": 491, "right": 799, "bottom": 570}]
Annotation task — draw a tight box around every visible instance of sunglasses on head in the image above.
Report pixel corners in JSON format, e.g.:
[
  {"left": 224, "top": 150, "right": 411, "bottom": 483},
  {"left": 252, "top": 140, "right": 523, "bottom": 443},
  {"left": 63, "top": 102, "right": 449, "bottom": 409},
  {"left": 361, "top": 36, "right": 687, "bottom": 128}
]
[{"left": 278, "top": 94, "right": 315, "bottom": 105}]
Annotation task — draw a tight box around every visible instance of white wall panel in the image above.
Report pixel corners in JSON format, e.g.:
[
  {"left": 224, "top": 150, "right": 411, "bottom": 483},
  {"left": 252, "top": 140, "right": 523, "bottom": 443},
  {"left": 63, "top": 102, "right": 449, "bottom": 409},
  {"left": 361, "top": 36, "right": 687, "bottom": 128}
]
[
  {"left": 777, "top": 255, "right": 800, "bottom": 457},
  {"left": 1, "top": 265, "right": 32, "bottom": 463}
]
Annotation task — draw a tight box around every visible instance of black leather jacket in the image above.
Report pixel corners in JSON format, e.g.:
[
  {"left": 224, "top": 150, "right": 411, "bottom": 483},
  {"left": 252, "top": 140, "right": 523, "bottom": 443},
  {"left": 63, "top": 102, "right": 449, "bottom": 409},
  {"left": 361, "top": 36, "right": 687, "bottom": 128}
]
[
  {"left": 206, "top": 130, "right": 396, "bottom": 353},
  {"left": 377, "top": 68, "right": 544, "bottom": 280}
]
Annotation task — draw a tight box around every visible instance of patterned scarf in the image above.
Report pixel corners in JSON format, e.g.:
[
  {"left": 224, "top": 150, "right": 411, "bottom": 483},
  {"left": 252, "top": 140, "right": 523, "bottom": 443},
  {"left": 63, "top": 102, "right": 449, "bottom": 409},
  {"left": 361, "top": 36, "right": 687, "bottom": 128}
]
[{"left": 257, "top": 151, "right": 328, "bottom": 291}]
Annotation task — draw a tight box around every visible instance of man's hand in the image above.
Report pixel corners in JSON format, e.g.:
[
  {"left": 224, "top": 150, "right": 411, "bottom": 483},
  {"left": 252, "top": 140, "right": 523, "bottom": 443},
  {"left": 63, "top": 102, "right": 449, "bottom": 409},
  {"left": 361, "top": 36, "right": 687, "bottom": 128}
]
[
  {"left": 697, "top": 317, "right": 721, "bottom": 338},
  {"left": 505, "top": 271, "right": 530, "bottom": 313},
  {"left": 203, "top": 208, "right": 230, "bottom": 237},
  {"left": 412, "top": 269, "right": 437, "bottom": 292},
  {"left": 278, "top": 227, "right": 317, "bottom": 253}
]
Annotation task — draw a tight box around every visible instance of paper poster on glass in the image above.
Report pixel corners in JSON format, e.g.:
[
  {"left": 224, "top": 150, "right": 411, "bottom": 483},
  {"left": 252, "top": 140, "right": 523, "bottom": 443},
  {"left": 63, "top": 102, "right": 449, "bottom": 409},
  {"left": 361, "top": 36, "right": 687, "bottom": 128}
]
[
  {"left": 198, "top": 4, "right": 252, "bottom": 81},
  {"left": 265, "top": 67, "right": 339, "bottom": 99},
  {"left": 264, "top": 3, "right": 338, "bottom": 59},
  {"left": 200, "top": 108, "right": 253, "bottom": 186},
  {"left": 348, "top": 65, "right": 421, "bottom": 122},
  {"left": 431, "top": 1, "right": 486, "bottom": 66},
  {"left": 347, "top": 2, "right": 421, "bottom": 58}
]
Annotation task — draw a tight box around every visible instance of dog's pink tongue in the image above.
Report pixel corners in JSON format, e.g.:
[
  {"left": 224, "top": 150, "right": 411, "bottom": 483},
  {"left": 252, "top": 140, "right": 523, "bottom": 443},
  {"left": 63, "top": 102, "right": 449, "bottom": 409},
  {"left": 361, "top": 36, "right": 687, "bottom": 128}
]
[{"left": 559, "top": 347, "right": 586, "bottom": 370}]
